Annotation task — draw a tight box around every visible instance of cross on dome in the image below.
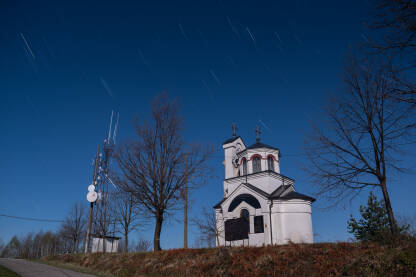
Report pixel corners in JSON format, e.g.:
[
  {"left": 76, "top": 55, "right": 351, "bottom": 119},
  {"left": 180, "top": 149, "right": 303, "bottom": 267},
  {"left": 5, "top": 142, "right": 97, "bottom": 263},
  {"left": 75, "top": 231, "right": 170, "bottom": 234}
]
[
  {"left": 232, "top": 123, "right": 237, "bottom": 137},
  {"left": 255, "top": 126, "right": 261, "bottom": 142}
]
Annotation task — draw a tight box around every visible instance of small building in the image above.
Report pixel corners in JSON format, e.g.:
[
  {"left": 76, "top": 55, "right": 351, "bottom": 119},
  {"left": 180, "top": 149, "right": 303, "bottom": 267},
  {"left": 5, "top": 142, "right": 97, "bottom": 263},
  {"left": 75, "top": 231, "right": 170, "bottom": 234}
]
[
  {"left": 214, "top": 128, "right": 315, "bottom": 246},
  {"left": 91, "top": 234, "right": 120, "bottom": 253}
]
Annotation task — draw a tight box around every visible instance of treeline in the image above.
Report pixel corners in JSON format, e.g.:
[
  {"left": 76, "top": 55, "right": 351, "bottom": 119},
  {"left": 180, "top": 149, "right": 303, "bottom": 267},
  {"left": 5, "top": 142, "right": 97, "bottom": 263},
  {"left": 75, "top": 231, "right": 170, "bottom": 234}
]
[
  {"left": 0, "top": 200, "right": 151, "bottom": 259},
  {"left": 1, "top": 231, "right": 67, "bottom": 259}
]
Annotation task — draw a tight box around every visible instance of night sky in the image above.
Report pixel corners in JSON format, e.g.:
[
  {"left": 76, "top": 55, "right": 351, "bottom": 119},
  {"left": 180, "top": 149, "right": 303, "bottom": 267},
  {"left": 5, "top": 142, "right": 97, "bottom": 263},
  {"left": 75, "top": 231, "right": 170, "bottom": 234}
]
[{"left": 1, "top": 0, "right": 415, "bottom": 249}]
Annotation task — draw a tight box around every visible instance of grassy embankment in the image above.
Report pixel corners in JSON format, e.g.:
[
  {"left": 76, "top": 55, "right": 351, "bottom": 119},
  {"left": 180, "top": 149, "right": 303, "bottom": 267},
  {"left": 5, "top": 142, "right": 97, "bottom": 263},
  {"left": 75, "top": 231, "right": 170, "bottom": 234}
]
[
  {"left": 0, "top": 265, "right": 20, "bottom": 277},
  {"left": 42, "top": 242, "right": 416, "bottom": 277}
]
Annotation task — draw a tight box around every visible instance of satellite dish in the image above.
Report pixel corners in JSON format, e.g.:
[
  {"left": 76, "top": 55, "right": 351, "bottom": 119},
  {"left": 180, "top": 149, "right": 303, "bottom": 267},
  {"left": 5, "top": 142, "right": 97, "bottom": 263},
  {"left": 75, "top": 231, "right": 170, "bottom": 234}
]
[
  {"left": 88, "top": 185, "right": 95, "bottom": 192},
  {"left": 87, "top": 191, "right": 98, "bottom": 202}
]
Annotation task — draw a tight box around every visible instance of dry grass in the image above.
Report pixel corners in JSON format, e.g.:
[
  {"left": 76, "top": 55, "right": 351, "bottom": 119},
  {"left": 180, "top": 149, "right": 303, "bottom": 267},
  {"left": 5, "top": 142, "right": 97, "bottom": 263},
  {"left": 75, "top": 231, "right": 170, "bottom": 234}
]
[{"left": 42, "top": 241, "right": 416, "bottom": 277}]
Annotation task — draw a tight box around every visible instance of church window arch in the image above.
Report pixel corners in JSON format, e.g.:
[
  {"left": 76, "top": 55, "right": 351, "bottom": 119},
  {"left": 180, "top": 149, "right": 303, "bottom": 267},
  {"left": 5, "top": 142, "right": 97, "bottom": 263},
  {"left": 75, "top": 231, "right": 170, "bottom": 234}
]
[
  {"left": 267, "top": 155, "right": 275, "bottom": 171},
  {"left": 241, "top": 158, "right": 247, "bottom": 175},
  {"left": 252, "top": 156, "right": 261, "bottom": 173},
  {"left": 228, "top": 194, "right": 261, "bottom": 212}
]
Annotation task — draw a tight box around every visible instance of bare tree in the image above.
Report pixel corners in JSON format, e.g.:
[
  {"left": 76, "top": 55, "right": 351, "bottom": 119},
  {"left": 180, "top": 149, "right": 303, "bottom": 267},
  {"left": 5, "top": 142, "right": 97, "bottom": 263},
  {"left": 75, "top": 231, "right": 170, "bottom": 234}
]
[
  {"left": 305, "top": 53, "right": 416, "bottom": 235},
  {"left": 115, "top": 94, "right": 212, "bottom": 251},
  {"left": 20, "top": 232, "right": 34, "bottom": 258},
  {"left": 60, "top": 201, "right": 87, "bottom": 253},
  {"left": 397, "top": 213, "right": 416, "bottom": 236},
  {"left": 1, "top": 236, "right": 20, "bottom": 258},
  {"left": 0, "top": 238, "right": 4, "bottom": 255},
  {"left": 372, "top": 0, "right": 416, "bottom": 53},
  {"left": 192, "top": 207, "right": 223, "bottom": 247},
  {"left": 130, "top": 238, "right": 152, "bottom": 252},
  {"left": 111, "top": 189, "right": 141, "bottom": 252},
  {"left": 369, "top": 0, "right": 416, "bottom": 103},
  {"left": 1, "top": 231, "right": 68, "bottom": 259}
]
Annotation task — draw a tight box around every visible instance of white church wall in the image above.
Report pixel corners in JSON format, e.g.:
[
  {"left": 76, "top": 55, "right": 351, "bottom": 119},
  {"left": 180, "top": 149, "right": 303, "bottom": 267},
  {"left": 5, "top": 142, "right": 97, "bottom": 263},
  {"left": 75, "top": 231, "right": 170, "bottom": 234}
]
[
  {"left": 270, "top": 211, "right": 283, "bottom": 244},
  {"left": 223, "top": 145, "right": 236, "bottom": 180},
  {"left": 272, "top": 200, "right": 313, "bottom": 244},
  {"left": 219, "top": 231, "right": 266, "bottom": 247},
  {"left": 248, "top": 233, "right": 265, "bottom": 246},
  {"left": 264, "top": 204, "right": 274, "bottom": 245},
  {"left": 215, "top": 208, "right": 226, "bottom": 247},
  {"left": 223, "top": 138, "right": 245, "bottom": 180}
]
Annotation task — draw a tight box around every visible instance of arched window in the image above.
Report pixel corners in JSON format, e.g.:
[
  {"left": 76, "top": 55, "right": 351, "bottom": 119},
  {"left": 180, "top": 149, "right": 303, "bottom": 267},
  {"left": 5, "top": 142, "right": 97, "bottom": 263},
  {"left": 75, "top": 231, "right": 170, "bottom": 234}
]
[
  {"left": 242, "top": 158, "right": 247, "bottom": 175},
  {"left": 253, "top": 156, "right": 261, "bottom": 173},
  {"left": 268, "top": 156, "right": 275, "bottom": 171},
  {"left": 240, "top": 209, "right": 249, "bottom": 222}
]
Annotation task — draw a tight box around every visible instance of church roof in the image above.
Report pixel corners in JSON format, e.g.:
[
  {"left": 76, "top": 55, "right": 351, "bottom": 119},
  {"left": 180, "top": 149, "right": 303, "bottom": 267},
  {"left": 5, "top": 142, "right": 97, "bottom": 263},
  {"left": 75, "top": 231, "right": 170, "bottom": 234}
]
[
  {"left": 243, "top": 183, "right": 270, "bottom": 199},
  {"left": 277, "top": 191, "right": 316, "bottom": 202},
  {"left": 239, "top": 141, "right": 279, "bottom": 153},
  {"left": 270, "top": 185, "right": 316, "bottom": 202},
  {"left": 213, "top": 183, "right": 268, "bottom": 209},
  {"left": 213, "top": 183, "right": 315, "bottom": 209},
  {"left": 213, "top": 198, "right": 226, "bottom": 209},
  {"left": 222, "top": 136, "right": 242, "bottom": 145},
  {"left": 269, "top": 184, "right": 292, "bottom": 198}
]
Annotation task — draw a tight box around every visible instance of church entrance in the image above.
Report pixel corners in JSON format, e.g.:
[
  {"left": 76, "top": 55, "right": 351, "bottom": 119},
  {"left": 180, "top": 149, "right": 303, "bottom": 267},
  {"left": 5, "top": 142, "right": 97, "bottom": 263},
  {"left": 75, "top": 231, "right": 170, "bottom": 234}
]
[{"left": 224, "top": 209, "right": 250, "bottom": 242}]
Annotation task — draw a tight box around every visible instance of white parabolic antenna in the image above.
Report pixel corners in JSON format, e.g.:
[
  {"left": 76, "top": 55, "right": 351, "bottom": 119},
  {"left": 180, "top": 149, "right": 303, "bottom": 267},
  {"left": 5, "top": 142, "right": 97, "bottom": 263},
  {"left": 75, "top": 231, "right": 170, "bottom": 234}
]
[
  {"left": 87, "top": 191, "right": 98, "bottom": 203},
  {"left": 88, "top": 184, "right": 95, "bottom": 192}
]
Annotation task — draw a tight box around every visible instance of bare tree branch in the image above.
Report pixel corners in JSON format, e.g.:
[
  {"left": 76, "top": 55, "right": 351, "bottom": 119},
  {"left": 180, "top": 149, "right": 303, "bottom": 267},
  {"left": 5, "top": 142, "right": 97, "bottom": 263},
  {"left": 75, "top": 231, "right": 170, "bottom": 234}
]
[
  {"left": 192, "top": 207, "right": 224, "bottom": 248},
  {"left": 305, "top": 52, "right": 416, "bottom": 234},
  {"left": 59, "top": 201, "right": 87, "bottom": 253}
]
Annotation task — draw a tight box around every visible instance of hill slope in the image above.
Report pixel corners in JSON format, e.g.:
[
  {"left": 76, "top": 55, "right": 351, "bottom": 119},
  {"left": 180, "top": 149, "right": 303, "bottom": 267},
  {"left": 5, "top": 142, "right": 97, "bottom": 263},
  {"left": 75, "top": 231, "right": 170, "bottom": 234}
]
[{"left": 43, "top": 242, "right": 416, "bottom": 277}]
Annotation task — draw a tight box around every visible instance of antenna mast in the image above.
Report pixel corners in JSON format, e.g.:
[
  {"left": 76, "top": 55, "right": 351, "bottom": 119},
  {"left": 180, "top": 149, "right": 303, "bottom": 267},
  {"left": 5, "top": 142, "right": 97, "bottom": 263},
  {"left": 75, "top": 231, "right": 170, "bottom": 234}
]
[
  {"left": 85, "top": 145, "right": 100, "bottom": 253},
  {"left": 113, "top": 113, "right": 119, "bottom": 144},
  {"left": 87, "top": 110, "right": 120, "bottom": 253},
  {"left": 107, "top": 110, "right": 114, "bottom": 143}
]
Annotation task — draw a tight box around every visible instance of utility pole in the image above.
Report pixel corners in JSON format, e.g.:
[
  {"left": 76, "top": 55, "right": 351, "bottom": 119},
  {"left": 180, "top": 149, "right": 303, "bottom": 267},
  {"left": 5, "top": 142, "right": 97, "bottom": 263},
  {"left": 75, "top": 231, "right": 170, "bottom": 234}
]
[
  {"left": 85, "top": 145, "right": 100, "bottom": 253},
  {"left": 183, "top": 151, "right": 188, "bottom": 249}
]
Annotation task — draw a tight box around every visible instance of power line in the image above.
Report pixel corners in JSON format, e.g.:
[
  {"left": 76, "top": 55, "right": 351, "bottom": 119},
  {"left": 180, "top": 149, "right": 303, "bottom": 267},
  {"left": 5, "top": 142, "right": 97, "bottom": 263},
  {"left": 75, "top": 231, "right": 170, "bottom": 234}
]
[
  {"left": 0, "top": 213, "right": 120, "bottom": 225},
  {"left": 0, "top": 214, "right": 64, "bottom": 223}
]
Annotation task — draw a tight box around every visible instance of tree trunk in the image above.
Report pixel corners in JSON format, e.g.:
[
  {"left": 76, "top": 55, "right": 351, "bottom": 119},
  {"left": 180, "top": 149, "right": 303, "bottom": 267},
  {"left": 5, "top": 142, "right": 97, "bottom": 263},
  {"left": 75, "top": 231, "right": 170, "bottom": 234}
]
[
  {"left": 124, "top": 231, "right": 128, "bottom": 253},
  {"left": 154, "top": 211, "right": 163, "bottom": 251},
  {"left": 380, "top": 182, "right": 397, "bottom": 235},
  {"left": 72, "top": 239, "right": 76, "bottom": 253}
]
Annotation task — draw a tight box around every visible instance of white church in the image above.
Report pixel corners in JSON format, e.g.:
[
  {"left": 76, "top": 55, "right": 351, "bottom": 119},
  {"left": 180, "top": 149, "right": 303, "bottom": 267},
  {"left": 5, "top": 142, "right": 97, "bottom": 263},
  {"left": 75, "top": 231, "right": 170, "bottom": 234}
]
[{"left": 214, "top": 126, "right": 315, "bottom": 246}]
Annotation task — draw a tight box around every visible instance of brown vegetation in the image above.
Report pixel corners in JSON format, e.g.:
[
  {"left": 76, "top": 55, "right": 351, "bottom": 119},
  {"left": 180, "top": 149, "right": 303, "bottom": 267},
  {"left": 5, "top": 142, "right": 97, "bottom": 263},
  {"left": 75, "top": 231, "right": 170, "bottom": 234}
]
[{"left": 43, "top": 241, "right": 416, "bottom": 277}]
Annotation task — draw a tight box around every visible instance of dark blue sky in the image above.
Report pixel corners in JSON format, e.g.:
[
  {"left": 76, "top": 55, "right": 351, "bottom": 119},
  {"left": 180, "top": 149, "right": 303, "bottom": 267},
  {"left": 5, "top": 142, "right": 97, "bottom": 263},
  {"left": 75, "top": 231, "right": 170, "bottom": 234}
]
[{"left": 1, "top": 0, "right": 415, "bottom": 248}]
